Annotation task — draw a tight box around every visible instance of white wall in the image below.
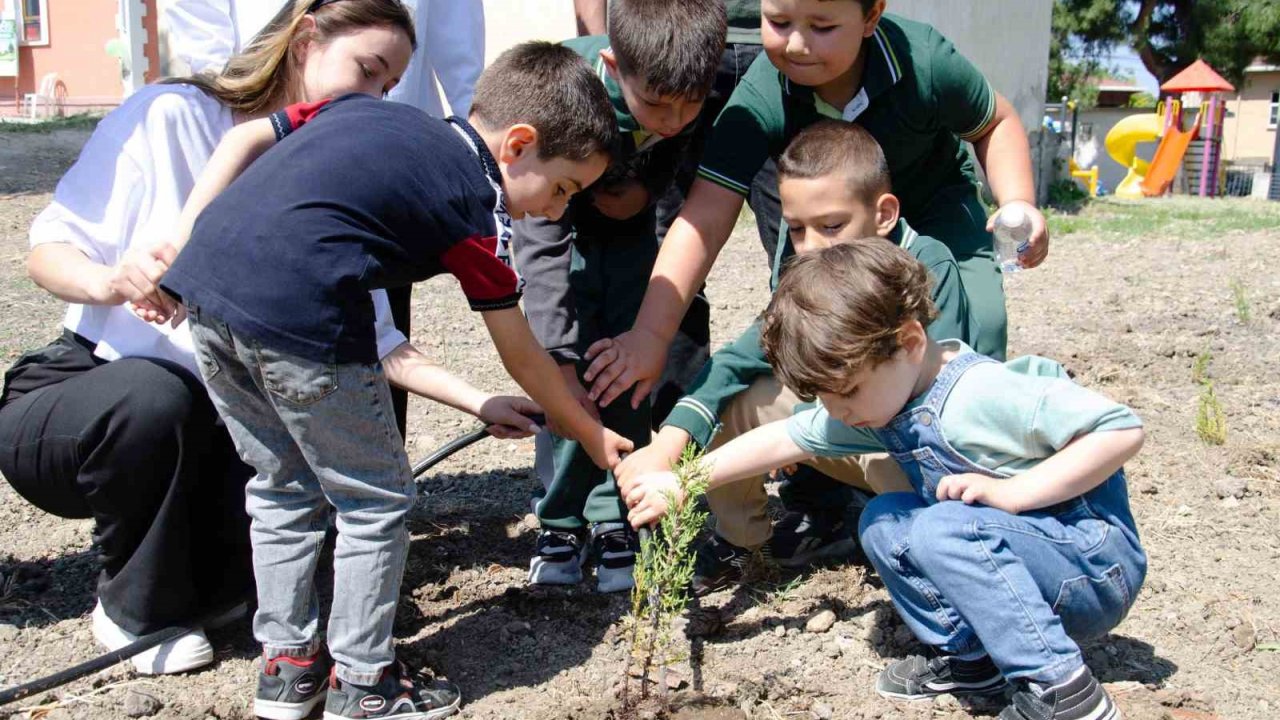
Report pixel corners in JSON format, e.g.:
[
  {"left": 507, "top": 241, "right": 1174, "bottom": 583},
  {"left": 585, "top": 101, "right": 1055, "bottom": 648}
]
[{"left": 481, "top": 0, "right": 575, "bottom": 66}]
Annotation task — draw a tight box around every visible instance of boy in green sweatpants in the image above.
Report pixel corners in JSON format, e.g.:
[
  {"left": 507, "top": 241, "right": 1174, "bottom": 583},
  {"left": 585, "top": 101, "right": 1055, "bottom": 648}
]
[{"left": 513, "top": 0, "right": 726, "bottom": 592}]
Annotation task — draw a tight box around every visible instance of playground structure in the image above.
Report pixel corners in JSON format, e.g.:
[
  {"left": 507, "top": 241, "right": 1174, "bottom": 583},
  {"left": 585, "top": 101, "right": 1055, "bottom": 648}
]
[{"left": 1103, "top": 60, "right": 1235, "bottom": 199}]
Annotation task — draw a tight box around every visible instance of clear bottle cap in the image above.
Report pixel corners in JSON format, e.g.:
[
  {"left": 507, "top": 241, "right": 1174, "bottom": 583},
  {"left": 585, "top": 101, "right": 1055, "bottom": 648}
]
[{"left": 998, "top": 204, "right": 1028, "bottom": 228}]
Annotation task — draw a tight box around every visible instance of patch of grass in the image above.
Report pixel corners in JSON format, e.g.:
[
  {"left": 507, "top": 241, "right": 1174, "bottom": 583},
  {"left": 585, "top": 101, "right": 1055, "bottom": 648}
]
[
  {"left": 0, "top": 113, "right": 101, "bottom": 134},
  {"left": 751, "top": 574, "right": 804, "bottom": 612},
  {"left": 1195, "top": 382, "right": 1228, "bottom": 446},
  {"left": 1046, "top": 197, "right": 1280, "bottom": 241},
  {"left": 1230, "top": 279, "right": 1251, "bottom": 324},
  {"left": 1191, "top": 348, "right": 1212, "bottom": 385}
]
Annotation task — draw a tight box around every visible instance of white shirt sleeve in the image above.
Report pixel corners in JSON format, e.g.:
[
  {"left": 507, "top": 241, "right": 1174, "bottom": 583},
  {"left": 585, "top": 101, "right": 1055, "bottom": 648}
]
[
  {"left": 424, "top": 0, "right": 485, "bottom": 117},
  {"left": 372, "top": 289, "right": 409, "bottom": 360}
]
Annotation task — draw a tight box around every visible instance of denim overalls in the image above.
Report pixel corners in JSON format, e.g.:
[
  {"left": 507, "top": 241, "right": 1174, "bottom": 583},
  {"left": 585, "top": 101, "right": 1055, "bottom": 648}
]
[{"left": 857, "top": 350, "right": 1147, "bottom": 684}]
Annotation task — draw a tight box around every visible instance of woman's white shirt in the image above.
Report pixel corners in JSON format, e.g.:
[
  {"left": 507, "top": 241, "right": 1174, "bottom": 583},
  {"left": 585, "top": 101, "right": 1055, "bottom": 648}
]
[{"left": 29, "top": 83, "right": 407, "bottom": 376}]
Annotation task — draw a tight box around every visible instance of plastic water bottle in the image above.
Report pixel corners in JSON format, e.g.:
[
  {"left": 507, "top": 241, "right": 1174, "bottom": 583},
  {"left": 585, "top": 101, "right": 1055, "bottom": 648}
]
[{"left": 993, "top": 204, "right": 1032, "bottom": 273}]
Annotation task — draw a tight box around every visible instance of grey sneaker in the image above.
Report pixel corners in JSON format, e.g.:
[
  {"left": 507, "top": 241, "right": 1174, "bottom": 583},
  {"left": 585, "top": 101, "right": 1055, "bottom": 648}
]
[
  {"left": 324, "top": 661, "right": 460, "bottom": 720},
  {"left": 768, "top": 509, "right": 857, "bottom": 568},
  {"left": 591, "top": 522, "right": 638, "bottom": 593},
  {"left": 528, "top": 528, "right": 587, "bottom": 585},
  {"left": 255, "top": 651, "right": 330, "bottom": 720},
  {"left": 690, "top": 534, "right": 772, "bottom": 596},
  {"left": 999, "top": 667, "right": 1119, "bottom": 720},
  {"left": 876, "top": 653, "right": 1007, "bottom": 700}
]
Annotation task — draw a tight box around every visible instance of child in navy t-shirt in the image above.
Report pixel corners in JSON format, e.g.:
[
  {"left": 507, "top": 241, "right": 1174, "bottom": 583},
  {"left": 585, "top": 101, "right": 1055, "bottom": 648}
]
[{"left": 159, "top": 43, "right": 630, "bottom": 719}]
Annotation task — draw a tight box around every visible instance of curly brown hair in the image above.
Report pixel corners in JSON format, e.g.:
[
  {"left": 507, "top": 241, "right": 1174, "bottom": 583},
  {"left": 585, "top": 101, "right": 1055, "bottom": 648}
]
[{"left": 761, "top": 239, "right": 937, "bottom": 400}]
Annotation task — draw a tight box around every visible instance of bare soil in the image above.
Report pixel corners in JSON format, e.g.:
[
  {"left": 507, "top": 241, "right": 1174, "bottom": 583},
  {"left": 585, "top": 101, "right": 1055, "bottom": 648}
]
[{"left": 1, "top": 130, "right": 1277, "bottom": 720}]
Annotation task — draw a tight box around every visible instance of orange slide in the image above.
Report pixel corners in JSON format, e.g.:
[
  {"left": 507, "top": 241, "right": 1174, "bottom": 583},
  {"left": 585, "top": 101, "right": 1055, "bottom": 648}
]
[{"left": 1139, "top": 123, "right": 1197, "bottom": 197}]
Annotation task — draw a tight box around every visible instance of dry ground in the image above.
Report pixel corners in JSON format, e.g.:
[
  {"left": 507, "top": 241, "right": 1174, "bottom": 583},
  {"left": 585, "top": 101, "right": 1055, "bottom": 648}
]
[{"left": 1, "top": 127, "right": 1278, "bottom": 720}]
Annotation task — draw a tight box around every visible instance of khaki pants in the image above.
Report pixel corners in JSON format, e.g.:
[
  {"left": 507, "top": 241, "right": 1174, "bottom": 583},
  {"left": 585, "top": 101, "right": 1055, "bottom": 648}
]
[{"left": 706, "top": 375, "right": 912, "bottom": 549}]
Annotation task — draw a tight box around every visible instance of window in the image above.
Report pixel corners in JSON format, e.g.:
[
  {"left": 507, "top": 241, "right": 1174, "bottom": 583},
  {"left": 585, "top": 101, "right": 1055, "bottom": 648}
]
[
  {"left": 1270, "top": 91, "right": 1279, "bottom": 130},
  {"left": 19, "top": 0, "right": 46, "bottom": 46}
]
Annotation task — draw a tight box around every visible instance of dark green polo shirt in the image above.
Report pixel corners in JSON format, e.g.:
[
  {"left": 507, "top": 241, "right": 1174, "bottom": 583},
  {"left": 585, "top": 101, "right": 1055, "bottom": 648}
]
[
  {"left": 697, "top": 14, "right": 997, "bottom": 222},
  {"left": 724, "top": 0, "right": 761, "bottom": 44}
]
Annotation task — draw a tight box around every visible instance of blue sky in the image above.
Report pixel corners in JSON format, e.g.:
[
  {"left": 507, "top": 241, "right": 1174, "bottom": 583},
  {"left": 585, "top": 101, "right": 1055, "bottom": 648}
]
[{"left": 1101, "top": 46, "right": 1162, "bottom": 93}]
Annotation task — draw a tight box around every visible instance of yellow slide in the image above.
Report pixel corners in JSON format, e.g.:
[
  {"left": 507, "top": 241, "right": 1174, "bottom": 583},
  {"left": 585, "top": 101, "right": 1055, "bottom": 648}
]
[{"left": 1105, "top": 113, "right": 1163, "bottom": 199}]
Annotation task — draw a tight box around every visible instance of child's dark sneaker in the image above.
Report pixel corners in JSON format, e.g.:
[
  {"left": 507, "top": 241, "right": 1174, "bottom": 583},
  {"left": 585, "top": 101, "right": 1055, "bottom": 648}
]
[
  {"left": 767, "top": 509, "right": 857, "bottom": 568},
  {"left": 690, "top": 534, "right": 772, "bottom": 596},
  {"left": 324, "top": 661, "right": 460, "bottom": 720},
  {"left": 999, "top": 667, "right": 1118, "bottom": 720},
  {"left": 255, "top": 651, "right": 330, "bottom": 720},
  {"left": 591, "top": 522, "right": 638, "bottom": 593},
  {"left": 876, "top": 653, "right": 1007, "bottom": 700},
  {"left": 528, "top": 528, "right": 588, "bottom": 585}
]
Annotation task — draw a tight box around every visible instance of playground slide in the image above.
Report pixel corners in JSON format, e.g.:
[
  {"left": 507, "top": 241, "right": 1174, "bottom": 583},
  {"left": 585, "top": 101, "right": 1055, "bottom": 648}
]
[
  {"left": 1139, "top": 124, "right": 1197, "bottom": 197},
  {"left": 1104, "top": 113, "right": 1162, "bottom": 199}
]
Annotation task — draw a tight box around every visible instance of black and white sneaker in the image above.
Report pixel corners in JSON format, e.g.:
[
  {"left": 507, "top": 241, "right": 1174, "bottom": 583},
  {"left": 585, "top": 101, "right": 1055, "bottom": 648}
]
[
  {"left": 324, "top": 661, "right": 460, "bottom": 720},
  {"left": 1000, "top": 666, "right": 1119, "bottom": 720},
  {"left": 528, "top": 528, "right": 588, "bottom": 586},
  {"left": 768, "top": 509, "right": 857, "bottom": 568},
  {"left": 877, "top": 653, "right": 1007, "bottom": 700},
  {"left": 255, "top": 651, "right": 331, "bottom": 720},
  {"left": 690, "top": 534, "right": 772, "bottom": 596},
  {"left": 591, "top": 522, "right": 638, "bottom": 593}
]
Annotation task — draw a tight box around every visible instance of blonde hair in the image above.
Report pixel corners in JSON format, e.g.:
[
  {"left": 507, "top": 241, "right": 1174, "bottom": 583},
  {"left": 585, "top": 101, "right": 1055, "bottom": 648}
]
[{"left": 168, "top": 0, "right": 415, "bottom": 116}]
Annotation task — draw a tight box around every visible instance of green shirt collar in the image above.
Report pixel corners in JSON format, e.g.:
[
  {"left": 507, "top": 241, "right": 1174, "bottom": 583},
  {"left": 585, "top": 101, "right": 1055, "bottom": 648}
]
[
  {"left": 591, "top": 45, "right": 645, "bottom": 134},
  {"left": 888, "top": 217, "right": 918, "bottom": 250},
  {"left": 783, "top": 17, "right": 905, "bottom": 117}
]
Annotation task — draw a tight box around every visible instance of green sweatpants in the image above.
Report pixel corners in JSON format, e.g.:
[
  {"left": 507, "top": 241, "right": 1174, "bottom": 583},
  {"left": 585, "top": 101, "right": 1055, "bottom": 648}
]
[
  {"left": 532, "top": 207, "right": 658, "bottom": 529},
  {"left": 910, "top": 184, "right": 1007, "bottom": 360}
]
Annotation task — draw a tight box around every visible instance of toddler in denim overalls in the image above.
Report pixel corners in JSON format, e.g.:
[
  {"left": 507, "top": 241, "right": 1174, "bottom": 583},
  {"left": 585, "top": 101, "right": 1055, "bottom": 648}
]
[{"left": 621, "top": 240, "right": 1147, "bottom": 720}]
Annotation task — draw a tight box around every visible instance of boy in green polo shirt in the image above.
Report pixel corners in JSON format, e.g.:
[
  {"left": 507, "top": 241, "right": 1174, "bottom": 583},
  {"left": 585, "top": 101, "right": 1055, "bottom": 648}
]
[
  {"left": 621, "top": 119, "right": 986, "bottom": 591},
  {"left": 581, "top": 0, "right": 1049, "bottom": 406},
  {"left": 513, "top": 0, "right": 726, "bottom": 593}
]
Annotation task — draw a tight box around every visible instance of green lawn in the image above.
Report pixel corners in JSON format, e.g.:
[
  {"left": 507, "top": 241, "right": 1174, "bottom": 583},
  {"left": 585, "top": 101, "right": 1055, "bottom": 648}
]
[{"left": 1047, "top": 196, "right": 1280, "bottom": 240}]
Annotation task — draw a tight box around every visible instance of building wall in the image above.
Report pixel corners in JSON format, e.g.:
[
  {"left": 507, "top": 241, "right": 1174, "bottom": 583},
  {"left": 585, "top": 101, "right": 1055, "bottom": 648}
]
[
  {"left": 1222, "top": 70, "right": 1279, "bottom": 164},
  {"left": 10, "top": 0, "right": 158, "bottom": 108}
]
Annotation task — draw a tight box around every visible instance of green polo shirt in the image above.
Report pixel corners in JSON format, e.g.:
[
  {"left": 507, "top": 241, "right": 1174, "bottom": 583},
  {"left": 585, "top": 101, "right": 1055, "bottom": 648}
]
[
  {"left": 665, "top": 219, "right": 975, "bottom": 448},
  {"left": 697, "top": 14, "right": 996, "bottom": 223},
  {"left": 724, "top": 0, "right": 761, "bottom": 45}
]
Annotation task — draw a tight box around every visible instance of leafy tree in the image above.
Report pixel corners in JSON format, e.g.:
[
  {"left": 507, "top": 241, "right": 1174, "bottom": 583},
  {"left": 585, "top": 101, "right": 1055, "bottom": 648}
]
[{"left": 1049, "top": 0, "right": 1280, "bottom": 100}]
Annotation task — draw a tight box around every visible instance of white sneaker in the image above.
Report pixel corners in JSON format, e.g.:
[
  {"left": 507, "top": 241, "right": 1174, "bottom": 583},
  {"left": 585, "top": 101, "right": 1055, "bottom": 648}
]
[{"left": 91, "top": 602, "right": 214, "bottom": 675}]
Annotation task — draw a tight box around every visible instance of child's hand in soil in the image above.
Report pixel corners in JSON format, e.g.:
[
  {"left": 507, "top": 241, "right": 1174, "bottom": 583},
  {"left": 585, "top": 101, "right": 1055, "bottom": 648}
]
[
  {"left": 623, "top": 471, "right": 684, "bottom": 529},
  {"left": 478, "top": 395, "right": 544, "bottom": 439},
  {"left": 935, "top": 472, "right": 1027, "bottom": 514}
]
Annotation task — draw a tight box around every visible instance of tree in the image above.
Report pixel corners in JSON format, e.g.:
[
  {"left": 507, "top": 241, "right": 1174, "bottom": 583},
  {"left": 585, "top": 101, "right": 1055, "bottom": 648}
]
[{"left": 1049, "top": 0, "right": 1280, "bottom": 99}]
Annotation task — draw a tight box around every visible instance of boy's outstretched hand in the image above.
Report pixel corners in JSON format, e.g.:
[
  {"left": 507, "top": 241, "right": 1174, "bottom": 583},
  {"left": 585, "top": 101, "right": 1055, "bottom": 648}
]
[
  {"left": 477, "top": 395, "right": 544, "bottom": 439},
  {"left": 621, "top": 471, "right": 684, "bottom": 529},
  {"left": 988, "top": 200, "right": 1050, "bottom": 269},
  {"left": 584, "top": 427, "right": 634, "bottom": 471},
  {"left": 583, "top": 327, "right": 668, "bottom": 409}
]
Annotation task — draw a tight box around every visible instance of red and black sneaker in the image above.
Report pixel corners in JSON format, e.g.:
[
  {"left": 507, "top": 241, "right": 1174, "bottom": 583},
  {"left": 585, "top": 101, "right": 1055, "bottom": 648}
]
[
  {"left": 323, "top": 660, "right": 460, "bottom": 720},
  {"left": 255, "top": 650, "right": 331, "bottom": 720}
]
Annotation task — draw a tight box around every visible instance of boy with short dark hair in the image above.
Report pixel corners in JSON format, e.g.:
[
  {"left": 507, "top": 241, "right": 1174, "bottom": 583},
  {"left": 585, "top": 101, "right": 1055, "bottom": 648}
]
[
  {"left": 621, "top": 120, "right": 979, "bottom": 592},
  {"left": 516, "top": 0, "right": 726, "bottom": 593},
  {"left": 161, "top": 42, "right": 632, "bottom": 720},
  {"left": 623, "top": 240, "right": 1146, "bottom": 720}
]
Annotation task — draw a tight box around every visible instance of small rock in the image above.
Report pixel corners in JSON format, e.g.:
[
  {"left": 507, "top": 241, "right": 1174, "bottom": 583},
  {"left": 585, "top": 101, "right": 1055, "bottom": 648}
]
[
  {"left": 0, "top": 624, "right": 18, "bottom": 643},
  {"left": 822, "top": 641, "right": 842, "bottom": 658},
  {"left": 1220, "top": 497, "right": 1240, "bottom": 509},
  {"left": 1233, "top": 623, "right": 1256, "bottom": 650},
  {"left": 935, "top": 694, "right": 961, "bottom": 710},
  {"left": 504, "top": 621, "right": 532, "bottom": 635},
  {"left": 1139, "top": 483, "right": 1159, "bottom": 495},
  {"left": 774, "top": 624, "right": 787, "bottom": 637},
  {"left": 123, "top": 689, "right": 163, "bottom": 718},
  {"left": 1214, "top": 477, "right": 1248, "bottom": 500},
  {"left": 805, "top": 609, "right": 837, "bottom": 634},
  {"left": 812, "top": 701, "right": 835, "bottom": 719}
]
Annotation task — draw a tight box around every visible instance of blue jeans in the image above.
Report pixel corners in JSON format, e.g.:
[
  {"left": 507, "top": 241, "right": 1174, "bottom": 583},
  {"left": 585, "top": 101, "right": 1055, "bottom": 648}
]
[
  {"left": 861, "top": 349, "right": 1147, "bottom": 684},
  {"left": 188, "top": 307, "right": 413, "bottom": 686}
]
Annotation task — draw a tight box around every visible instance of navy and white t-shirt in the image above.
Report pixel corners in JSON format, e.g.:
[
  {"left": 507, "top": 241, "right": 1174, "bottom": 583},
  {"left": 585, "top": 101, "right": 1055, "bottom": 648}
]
[{"left": 163, "top": 93, "right": 520, "bottom": 363}]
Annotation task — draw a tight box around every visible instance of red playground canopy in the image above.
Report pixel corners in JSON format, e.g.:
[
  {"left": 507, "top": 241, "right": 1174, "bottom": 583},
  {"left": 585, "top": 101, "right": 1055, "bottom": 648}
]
[{"left": 1161, "top": 59, "right": 1235, "bottom": 94}]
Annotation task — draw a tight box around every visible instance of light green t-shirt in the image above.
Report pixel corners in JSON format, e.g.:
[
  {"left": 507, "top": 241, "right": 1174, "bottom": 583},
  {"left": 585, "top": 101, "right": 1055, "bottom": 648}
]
[{"left": 787, "top": 341, "right": 1142, "bottom": 475}]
